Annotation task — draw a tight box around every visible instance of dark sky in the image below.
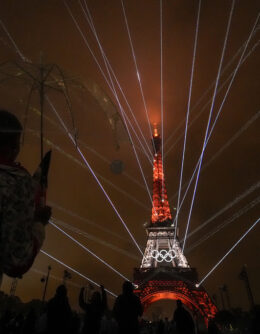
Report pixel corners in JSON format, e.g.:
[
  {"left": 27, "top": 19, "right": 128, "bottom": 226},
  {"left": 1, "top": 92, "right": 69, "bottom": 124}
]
[{"left": 0, "top": 0, "right": 259, "bottom": 315}]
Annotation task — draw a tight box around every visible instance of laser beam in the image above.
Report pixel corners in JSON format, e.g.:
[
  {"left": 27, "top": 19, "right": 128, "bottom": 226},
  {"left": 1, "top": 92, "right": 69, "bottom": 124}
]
[
  {"left": 49, "top": 203, "right": 129, "bottom": 241},
  {"left": 0, "top": 20, "right": 28, "bottom": 61},
  {"left": 164, "top": 29, "right": 259, "bottom": 157},
  {"left": 160, "top": 0, "right": 164, "bottom": 198},
  {"left": 188, "top": 196, "right": 260, "bottom": 253},
  {"left": 79, "top": 1, "right": 156, "bottom": 211},
  {"left": 170, "top": 109, "right": 260, "bottom": 209},
  {"left": 77, "top": 0, "right": 155, "bottom": 206},
  {"left": 175, "top": 0, "right": 201, "bottom": 238},
  {"left": 53, "top": 217, "right": 139, "bottom": 260},
  {"left": 182, "top": 0, "right": 236, "bottom": 252},
  {"left": 34, "top": 133, "right": 150, "bottom": 211},
  {"left": 47, "top": 97, "right": 144, "bottom": 256},
  {"left": 186, "top": 181, "right": 260, "bottom": 241},
  {"left": 120, "top": 0, "right": 155, "bottom": 153},
  {"left": 205, "top": 13, "right": 260, "bottom": 144},
  {"left": 40, "top": 249, "right": 117, "bottom": 297},
  {"left": 0, "top": 17, "right": 144, "bottom": 256},
  {"left": 50, "top": 220, "right": 130, "bottom": 281},
  {"left": 78, "top": 0, "right": 153, "bottom": 162},
  {"left": 173, "top": 14, "right": 259, "bottom": 225},
  {"left": 196, "top": 217, "right": 259, "bottom": 287}
]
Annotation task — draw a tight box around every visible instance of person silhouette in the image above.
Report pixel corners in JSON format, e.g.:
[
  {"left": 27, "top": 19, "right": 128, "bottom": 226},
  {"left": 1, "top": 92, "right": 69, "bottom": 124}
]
[
  {"left": 0, "top": 110, "right": 51, "bottom": 283},
  {"left": 251, "top": 306, "right": 260, "bottom": 334},
  {"left": 22, "top": 308, "right": 37, "bottom": 334},
  {"left": 208, "top": 318, "right": 220, "bottom": 334},
  {"left": 79, "top": 284, "right": 107, "bottom": 334},
  {"left": 113, "top": 280, "right": 143, "bottom": 334},
  {"left": 173, "top": 299, "right": 195, "bottom": 334},
  {"left": 46, "top": 284, "right": 72, "bottom": 334},
  {"left": 164, "top": 317, "right": 171, "bottom": 333}
]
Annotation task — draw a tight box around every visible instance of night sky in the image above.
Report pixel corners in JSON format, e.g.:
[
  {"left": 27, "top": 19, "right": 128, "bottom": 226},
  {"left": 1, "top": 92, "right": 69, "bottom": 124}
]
[{"left": 0, "top": 0, "right": 259, "bottom": 316}]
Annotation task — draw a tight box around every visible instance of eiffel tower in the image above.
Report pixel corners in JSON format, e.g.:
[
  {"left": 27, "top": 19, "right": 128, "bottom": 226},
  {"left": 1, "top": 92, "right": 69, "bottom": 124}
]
[{"left": 133, "top": 127, "right": 217, "bottom": 322}]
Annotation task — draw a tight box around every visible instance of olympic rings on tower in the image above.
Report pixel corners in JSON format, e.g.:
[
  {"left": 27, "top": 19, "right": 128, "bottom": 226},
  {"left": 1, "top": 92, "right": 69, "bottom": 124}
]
[{"left": 147, "top": 249, "right": 176, "bottom": 262}]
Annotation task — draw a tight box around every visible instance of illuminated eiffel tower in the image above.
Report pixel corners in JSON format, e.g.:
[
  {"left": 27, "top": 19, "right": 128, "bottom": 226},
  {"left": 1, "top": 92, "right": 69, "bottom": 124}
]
[{"left": 133, "top": 127, "right": 217, "bottom": 322}]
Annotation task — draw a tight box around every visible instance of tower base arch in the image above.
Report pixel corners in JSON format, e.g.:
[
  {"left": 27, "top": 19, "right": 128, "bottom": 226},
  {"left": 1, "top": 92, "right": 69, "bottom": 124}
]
[{"left": 134, "top": 267, "right": 217, "bottom": 323}]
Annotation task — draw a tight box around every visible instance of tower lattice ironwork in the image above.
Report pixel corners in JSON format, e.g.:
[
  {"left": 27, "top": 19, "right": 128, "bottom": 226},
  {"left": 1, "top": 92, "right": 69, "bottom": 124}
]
[{"left": 133, "top": 126, "right": 217, "bottom": 322}]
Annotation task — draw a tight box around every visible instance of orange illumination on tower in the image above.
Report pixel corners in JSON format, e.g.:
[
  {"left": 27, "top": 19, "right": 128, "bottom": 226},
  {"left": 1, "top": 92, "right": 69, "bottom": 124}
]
[
  {"left": 134, "top": 125, "right": 218, "bottom": 323},
  {"left": 151, "top": 125, "right": 172, "bottom": 224}
]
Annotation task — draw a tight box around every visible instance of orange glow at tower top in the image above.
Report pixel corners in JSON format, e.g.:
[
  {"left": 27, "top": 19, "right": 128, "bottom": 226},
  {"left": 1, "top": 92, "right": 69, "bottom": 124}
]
[{"left": 153, "top": 124, "right": 159, "bottom": 137}]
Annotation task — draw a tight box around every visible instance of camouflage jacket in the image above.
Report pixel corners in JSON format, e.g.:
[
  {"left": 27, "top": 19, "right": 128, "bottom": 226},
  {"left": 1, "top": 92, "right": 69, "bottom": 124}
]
[{"left": 0, "top": 163, "right": 45, "bottom": 278}]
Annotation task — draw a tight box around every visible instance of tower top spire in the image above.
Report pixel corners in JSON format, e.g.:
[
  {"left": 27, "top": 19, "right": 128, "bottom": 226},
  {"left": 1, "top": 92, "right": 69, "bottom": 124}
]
[
  {"left": 152, "top": 123, "right": 161, "bottom": 154},
  {"left": 153, "top": 124, "right": 159, "bottom": 137},
  {"left": 151, "top": 125, "right": 172, "bottom": 225}
]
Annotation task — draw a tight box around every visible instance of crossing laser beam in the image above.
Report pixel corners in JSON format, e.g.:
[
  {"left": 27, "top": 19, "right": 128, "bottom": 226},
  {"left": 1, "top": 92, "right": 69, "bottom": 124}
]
[
  {"left": 187, "top": 196, "right": 260, "bottom": 253},
  {"left": 50, "top": 221, "right": 130, "bottom": 281},
  {"left": 105, "top": 60, "right": 153, "bottom": 162},
  {"left": 202, "top": 110, "right": 260, "bottom": 172},
  {"left": 171, "top": 110, "right": 260, "bottom": 213},
  {"left": 205, "top": 13, "right": 260, "bottom": 145},
  {"left": 53, "top": 217, "right": 139, "bottom": 260},
  {"left": 80, "top": 2, "right": 156, "bottom": 213},
  {"left": 72, "top": 2, "right": 152, "bottom": 164},
  {"left": 30, "top": 132, "right": 150, "bottom": 211},
  {"left": 175, "top": 0, "right": 201, "bottom": 238},
  {"left": 196, "top": 217, "right": 260, "bottom": 287},
  {"left": 187, "top": 182, "right": 260, "bottom": 242},
  {"left": 0, "top": 17, "right": 144, "bottom": 256},
  {"left": 160, "top": 0, "right": 165, "bottom": 199},
  {"left": 173, "top": 15, "right": 259, "bottom": 226},
  {"left": 164, "top": 32, "right": 260, "bottom": 157},
  {"left": 79, "top": 0, "right": 153, "bottom": 162},
  {"left": 40, "top": 249, "right": 117, "bottom": 297},
  {"left": 120, "top": 0, "right": 155, "bottom": 153},
  {"left": 78, "top": 0, "right": 154, "bottom": 206},
  {"left": 182, "top": 0, "right": 236, "bottom": 252},
  {"left": 48, "top": 202, "right": 129, "bottom": 242},
  {"left": 47, "top": 97, "right": 144, "bottom": 256},
  {"left": 0, "top": 19, "right": 28, "bottom": 61}
]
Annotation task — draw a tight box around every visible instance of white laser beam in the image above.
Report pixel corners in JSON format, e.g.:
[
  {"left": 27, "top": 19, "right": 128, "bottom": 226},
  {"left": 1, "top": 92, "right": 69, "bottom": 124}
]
[{"left": 197, "top": 217, "right": 259, "bottom": 287}]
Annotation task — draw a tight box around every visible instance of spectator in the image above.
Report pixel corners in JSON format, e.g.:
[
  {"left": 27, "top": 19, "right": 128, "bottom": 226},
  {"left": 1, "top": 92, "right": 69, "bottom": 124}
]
[
  {"left": 0, "top": 110, "right": 51, "bottom": 283},
  {"left": 173, "top": 299, "right": 195, "bottom": 334},
  {"left": 156, "top": 319, "right": 164, "bottom": 334},
  {"left": 79, "top": 284, "right": 107, "bottom": 334},
  {"left": 100, "top": 309, "right": 118, "bottom": 334},
  {"left": 208, "top": 318, "right": 220, "bottom": 334},
  {"left": 251, "top": 306, "right": 260, "bottom": 334},
  {"left": 113, "top": 280, "right": 143, "bottom": 334},
  {"left": 164, "top": 317, "right": 171, "bottom": 333},
  {"left": 22, "top": 309, "right": 37, "bottom": 334},
  {"left": 46, "top": 284, "right": 72, "bottom": 334}
]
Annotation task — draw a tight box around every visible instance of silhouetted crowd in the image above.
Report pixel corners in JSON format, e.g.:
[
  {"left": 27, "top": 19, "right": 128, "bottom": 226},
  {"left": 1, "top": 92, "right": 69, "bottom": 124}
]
[
  {"left": 0, "top": 106, "right": 259, "bottom": 334},
  {"left": 0, "top": 281, "right": 260, "bottom": 334}
]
